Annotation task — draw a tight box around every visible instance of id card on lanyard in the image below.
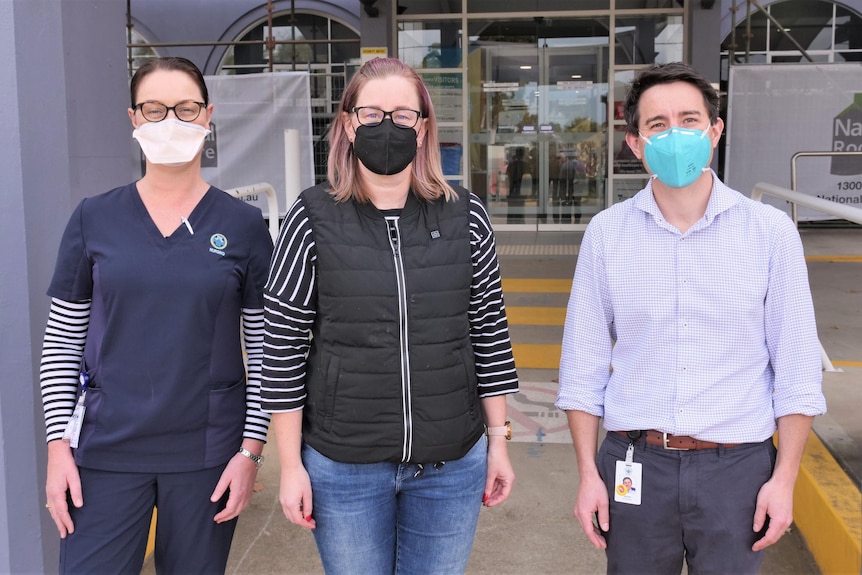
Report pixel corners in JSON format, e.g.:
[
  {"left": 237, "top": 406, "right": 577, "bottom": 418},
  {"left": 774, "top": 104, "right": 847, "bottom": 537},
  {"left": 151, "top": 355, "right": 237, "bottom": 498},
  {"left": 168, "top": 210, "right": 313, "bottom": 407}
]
[
  {"left": 614, "top": 442, "right": 643, "bottom": 505},
  {"left": 62, "top": 372, "right": 88, "bottom": 448}
]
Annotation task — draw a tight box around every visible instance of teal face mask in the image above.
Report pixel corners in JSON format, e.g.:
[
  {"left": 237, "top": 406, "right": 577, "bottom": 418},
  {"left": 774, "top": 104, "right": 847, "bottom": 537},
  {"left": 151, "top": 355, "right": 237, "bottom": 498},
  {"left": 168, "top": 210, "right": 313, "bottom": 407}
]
[{"left": 640, "top": 126, "right": 713, "bottom": 188}]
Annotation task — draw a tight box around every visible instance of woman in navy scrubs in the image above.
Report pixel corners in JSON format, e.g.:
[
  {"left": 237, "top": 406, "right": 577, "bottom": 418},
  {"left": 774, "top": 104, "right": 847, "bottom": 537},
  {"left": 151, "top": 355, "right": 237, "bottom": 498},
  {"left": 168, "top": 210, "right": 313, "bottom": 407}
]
[{"left": 39, "top": 57, "right": 273, "bottom": 574}]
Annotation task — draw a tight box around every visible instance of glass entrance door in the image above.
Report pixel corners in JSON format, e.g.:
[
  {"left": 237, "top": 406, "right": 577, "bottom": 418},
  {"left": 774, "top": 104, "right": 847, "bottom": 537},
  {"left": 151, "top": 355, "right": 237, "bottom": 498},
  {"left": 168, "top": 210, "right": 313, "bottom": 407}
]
[{"left": 472, "top": 41, "right": 608, "bottom": 229}]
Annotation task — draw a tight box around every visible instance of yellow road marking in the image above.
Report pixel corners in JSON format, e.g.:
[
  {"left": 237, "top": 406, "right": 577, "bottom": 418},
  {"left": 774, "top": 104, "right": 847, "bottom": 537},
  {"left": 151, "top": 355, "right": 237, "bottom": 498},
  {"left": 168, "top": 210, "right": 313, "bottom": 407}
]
[
  {"left": 502, "top": 278, "right": 571, "bottom": 293},
  {"left": 806, "top": 255, "right": 862, "bottom": 262},
  {"left": 507, "top": 306, "right": 566, "bottom": 326},
  {"left": 512, "top": 344, "right": 561, "bottom": 370}
]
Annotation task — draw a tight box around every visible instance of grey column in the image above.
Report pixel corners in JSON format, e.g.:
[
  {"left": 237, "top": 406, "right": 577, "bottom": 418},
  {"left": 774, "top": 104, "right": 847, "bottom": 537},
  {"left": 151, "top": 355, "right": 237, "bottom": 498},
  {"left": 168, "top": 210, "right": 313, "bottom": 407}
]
[{"left": 0, "top": 1, "right": 130, "bottom": 572}]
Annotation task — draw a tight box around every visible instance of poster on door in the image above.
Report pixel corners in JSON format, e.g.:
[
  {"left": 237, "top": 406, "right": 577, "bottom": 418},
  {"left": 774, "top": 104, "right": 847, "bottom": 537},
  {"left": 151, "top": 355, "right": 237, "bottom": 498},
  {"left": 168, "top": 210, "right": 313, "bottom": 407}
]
[{"left": 725, "top": 63, "right": 862, "bottom": 221}]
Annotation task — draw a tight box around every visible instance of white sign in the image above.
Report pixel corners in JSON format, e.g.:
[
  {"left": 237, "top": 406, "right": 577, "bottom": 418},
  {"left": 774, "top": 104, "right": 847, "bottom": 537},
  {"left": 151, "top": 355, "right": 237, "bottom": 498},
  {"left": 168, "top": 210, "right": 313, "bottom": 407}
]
[{"left": 726, "top": 63, "right": 862, "bottom": 220}]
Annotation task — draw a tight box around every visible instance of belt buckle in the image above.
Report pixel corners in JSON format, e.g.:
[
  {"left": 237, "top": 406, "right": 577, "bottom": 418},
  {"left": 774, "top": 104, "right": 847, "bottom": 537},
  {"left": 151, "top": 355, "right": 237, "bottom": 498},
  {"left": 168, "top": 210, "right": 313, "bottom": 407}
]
[{"left": 662, "top": 432, "right": 690, "bottom": 451}]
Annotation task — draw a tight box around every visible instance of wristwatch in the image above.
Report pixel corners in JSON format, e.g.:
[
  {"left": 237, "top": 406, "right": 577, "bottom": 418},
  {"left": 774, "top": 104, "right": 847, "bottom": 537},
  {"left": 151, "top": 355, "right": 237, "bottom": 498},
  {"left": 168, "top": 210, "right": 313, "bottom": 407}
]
[
  {"left": 486, "top": 421, "right": 512, "bottom": 440},
  {"left": 238, "top": 447, "right": 264, "bottom": 469}
]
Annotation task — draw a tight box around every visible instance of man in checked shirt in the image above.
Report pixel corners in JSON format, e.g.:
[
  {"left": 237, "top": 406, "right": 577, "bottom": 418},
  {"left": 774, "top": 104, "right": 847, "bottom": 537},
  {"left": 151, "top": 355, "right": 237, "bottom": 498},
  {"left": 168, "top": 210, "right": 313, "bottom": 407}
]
[{"left": 556, "top": 62, "right": 826, "bottom": 575}]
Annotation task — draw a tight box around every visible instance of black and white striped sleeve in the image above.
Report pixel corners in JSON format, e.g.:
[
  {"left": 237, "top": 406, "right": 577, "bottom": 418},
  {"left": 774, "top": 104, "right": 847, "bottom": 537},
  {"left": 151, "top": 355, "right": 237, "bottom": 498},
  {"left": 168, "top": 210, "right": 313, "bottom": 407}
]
[
  {"left": 468, "top": 194, "right": 519, "bottom": 397},
  {"left": 241, "top": 308, "right": 270, "bottom": 441},
  {"left": 40, "top": 298, "right": 91, "bottom": 442},
  {"left": 260, "top": 197, "right": 317, "bottom": 413}
]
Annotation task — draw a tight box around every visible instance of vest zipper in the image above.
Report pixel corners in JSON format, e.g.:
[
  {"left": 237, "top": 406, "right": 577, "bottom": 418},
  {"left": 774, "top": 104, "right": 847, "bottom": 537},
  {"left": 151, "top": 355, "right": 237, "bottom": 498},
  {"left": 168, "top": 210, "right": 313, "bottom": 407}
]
[{"left": 386, "top": 217, "right": 413, "bottom": 462}]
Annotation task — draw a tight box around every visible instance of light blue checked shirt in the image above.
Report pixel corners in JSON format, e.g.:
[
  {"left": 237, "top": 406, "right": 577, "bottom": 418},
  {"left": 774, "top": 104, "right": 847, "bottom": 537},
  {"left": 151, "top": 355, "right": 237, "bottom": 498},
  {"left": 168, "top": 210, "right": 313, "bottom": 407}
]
[{"left": 556, "top": 174, "right": 826, "bottom": 444}]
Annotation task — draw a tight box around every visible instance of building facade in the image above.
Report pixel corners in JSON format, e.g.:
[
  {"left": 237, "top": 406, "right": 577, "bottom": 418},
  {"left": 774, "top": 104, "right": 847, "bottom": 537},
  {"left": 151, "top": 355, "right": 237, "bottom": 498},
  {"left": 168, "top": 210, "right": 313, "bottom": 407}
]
[{"left": 1, "top": 1, "right": 860, "bottom": 572}]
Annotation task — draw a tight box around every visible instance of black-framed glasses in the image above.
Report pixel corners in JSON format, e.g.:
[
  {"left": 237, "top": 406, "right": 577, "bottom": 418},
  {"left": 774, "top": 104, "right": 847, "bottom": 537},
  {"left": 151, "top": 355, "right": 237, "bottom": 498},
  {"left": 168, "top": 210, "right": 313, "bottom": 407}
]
[
  {"left": 133, "top": 100, "right": 206, "bottom": 123},
  {"left": 352, "top": 106, "right": 423, "bottom": 129}
]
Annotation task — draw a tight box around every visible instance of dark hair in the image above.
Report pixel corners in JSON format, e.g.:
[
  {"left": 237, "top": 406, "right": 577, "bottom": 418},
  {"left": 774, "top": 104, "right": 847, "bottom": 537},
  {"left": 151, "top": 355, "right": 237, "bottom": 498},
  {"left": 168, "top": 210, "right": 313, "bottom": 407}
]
[
  {"left": 130, "top": 57, "right": 209, "bottom": 108},
  {"left": 623, "top": 62, "right": 719, "bottom": 136}
]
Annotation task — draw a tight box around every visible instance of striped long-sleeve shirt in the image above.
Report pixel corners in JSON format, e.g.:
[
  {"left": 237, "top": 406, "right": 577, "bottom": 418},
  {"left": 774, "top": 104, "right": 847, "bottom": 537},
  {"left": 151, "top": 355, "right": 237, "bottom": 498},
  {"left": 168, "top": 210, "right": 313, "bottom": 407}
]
[{"left": 261, "top": 192, "right": 519, "bottom": 412}]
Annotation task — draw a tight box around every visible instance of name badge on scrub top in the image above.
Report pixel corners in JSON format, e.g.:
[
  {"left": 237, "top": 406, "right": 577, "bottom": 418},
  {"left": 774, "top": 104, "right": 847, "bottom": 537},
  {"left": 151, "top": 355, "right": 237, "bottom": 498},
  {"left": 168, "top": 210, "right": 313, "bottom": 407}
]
[{"left": 614, "top": 443, "right": 642, "bottom": 505}]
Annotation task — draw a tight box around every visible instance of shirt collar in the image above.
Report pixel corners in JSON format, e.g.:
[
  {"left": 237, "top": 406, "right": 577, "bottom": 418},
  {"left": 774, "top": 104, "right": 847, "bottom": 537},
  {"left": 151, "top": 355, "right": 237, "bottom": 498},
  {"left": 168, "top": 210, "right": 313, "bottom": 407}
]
[{"left": 634, "top": 170, "right": 741, "bottom": 230}]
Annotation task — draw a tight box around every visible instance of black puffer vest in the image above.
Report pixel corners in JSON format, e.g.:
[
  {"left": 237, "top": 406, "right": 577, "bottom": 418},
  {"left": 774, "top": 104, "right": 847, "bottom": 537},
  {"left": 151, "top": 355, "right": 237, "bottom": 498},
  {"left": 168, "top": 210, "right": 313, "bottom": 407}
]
[{"left": 301, "top": 183, "right": 485, "bottom": 463}]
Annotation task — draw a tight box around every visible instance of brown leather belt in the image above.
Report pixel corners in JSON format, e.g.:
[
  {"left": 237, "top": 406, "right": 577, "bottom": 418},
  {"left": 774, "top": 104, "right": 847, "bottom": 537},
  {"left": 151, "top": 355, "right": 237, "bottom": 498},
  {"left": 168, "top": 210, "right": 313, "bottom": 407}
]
[{"left": 614, "top": 430, "right": 740, "bottom": 451}]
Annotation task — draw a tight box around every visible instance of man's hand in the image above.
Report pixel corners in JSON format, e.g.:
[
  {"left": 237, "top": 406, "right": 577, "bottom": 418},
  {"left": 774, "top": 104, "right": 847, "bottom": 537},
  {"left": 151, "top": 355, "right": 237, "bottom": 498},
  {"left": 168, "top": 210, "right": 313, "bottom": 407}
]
[
  {"left": 574, "top": 473, "right": 609, "bottom": 550},
  {"left": 751, "top": 476, "right": 794, "bottom": 551}
]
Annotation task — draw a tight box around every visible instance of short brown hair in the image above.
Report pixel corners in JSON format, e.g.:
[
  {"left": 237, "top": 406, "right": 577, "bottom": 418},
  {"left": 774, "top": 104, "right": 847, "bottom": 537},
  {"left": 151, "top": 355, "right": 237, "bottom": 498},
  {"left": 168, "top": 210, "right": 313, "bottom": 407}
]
[{"left": 623, "top": 62, "right": 719, "bottom": 136}]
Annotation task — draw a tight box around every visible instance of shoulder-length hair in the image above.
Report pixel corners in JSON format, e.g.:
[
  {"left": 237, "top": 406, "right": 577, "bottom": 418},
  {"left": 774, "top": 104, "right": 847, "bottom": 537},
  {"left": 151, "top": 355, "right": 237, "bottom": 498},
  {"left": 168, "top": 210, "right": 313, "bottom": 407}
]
[{"left": 327, "top": 57, "right": 457, "bottom": 203}]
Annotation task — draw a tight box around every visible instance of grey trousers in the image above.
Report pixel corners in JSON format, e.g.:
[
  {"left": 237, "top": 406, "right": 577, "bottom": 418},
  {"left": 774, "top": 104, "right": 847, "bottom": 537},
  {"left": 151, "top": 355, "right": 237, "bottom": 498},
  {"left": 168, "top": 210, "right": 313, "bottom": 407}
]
[{"left": 598, "top": 431, "right": 776, "bottom": 575}]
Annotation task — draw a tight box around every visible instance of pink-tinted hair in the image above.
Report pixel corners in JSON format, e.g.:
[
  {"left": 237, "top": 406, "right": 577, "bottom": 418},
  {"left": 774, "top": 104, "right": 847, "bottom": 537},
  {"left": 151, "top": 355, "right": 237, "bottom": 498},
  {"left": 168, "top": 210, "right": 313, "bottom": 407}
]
[{"left": 326, "top": 57, "right": 456, "bottom": 203}]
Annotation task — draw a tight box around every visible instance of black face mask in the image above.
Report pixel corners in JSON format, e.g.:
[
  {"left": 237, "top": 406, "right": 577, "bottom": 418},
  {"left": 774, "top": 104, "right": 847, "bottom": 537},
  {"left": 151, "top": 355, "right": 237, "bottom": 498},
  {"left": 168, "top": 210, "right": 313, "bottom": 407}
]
[{"left": 353, "top": 119, "right": 418, "bottom": 175}]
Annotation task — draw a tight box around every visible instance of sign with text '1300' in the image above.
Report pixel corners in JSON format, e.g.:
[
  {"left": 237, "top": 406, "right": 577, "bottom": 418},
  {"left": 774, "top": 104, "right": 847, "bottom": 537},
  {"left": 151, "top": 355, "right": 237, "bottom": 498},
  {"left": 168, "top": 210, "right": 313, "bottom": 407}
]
[{"left": 726, "top": 63, "right": 862, "bottom": 221}]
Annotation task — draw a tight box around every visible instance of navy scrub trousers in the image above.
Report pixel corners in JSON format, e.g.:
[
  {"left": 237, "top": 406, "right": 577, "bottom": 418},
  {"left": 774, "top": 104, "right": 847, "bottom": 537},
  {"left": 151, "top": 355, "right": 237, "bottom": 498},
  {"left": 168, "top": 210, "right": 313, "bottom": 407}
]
[{"left": 59, "top": 463, "right": 236, "bottom": 574}]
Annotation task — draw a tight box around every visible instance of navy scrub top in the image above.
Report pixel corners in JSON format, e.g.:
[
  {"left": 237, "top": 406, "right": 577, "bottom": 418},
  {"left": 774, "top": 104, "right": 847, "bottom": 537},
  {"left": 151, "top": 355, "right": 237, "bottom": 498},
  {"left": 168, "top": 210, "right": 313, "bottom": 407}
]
[{"left": 48, "top": 183, "right": 273, "bottom": 473}]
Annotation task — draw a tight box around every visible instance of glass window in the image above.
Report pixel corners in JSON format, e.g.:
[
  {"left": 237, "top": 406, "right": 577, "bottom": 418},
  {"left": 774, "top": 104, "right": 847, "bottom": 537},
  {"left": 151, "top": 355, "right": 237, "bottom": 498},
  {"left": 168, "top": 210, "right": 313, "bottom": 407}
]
[
  {"left": 615, "top": 15, "right": 683, "bottom": 65},
  {"left": 612, "top": 127, "right": 645, "bottom": 175},
  {"left": 467, "top": 0, "right": 608, "bottom": 11},
  {"left": 398, "top": 20, "right": 462, "bottom": 68},
  {"left": 221, "top": 13, "right": 359, "bottom": 75},
  {"left": 397, "top": 0, "right": 462, "bottom": 15},
  {"left": 722, "top": 0, "right": 862, "bottom": 64},
  {"left": 128, "top": 29, "right": 159, "bottom": 77},
  {"left": 721, "top": 10, "right": 768, "bottom": 54},
  {"left": 615, "top": 0, "right": 677, "bottom": 8},
  {"left": 768, "top": 0, "right": 834, "bottom": 52},
  {"left": 835, "top": 5, "right": 862, "bottom": 53}
]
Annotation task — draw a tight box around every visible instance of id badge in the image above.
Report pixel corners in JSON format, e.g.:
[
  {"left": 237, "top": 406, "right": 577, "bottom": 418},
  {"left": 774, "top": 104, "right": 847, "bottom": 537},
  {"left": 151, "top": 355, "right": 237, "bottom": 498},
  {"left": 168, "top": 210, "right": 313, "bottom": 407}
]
[
  {"left": 62, "top": 398, "right": 85, "bottom": 448},
  {"left": 614, "top": 443, "right": 642, "bottom": 505},
  {"left": 62, "top": 372, "right": 88, "bottom": 449}
]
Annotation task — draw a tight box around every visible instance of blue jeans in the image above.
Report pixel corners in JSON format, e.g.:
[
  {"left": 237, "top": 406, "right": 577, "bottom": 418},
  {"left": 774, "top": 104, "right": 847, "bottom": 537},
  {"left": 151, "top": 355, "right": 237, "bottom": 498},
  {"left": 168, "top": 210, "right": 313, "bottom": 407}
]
[{"left": 303, "top": 436, "right": 487, "bottom": 575}]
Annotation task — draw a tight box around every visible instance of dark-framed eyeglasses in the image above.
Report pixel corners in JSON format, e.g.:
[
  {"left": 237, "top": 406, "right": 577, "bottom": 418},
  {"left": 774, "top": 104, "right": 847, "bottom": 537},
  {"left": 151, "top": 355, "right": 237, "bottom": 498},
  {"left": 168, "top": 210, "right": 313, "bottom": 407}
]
[
  {"left": 133, "top": 100, "right": 206, "bottom": 123},
  {"left": 352, "top": 106, "right": 423, "bottom": 129}
]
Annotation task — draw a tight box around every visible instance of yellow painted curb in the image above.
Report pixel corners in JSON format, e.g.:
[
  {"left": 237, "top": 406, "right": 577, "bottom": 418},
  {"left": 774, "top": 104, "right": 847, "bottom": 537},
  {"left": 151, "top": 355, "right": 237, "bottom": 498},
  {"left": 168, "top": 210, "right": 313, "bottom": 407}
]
[
  {"left": 793, "top": 432, "right": 862, "bottom": 575},
  {"left": 507, "top": 306, "right": 567, "bottom": 326}
]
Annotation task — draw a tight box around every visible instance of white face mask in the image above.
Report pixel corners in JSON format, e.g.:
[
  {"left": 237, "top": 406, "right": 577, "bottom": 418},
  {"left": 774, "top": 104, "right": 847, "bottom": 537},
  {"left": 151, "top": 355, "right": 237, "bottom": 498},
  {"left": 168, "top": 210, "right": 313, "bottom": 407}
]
[{"left": 132, "top": 118, "right": 210, "bottom": 166}]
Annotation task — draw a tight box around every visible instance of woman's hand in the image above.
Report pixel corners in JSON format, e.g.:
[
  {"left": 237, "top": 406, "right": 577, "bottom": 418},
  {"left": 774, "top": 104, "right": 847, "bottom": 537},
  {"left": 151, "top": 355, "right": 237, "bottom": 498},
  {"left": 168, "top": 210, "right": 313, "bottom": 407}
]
[
  {"left": 211, "top": 449, "right": 260, "bottom": 523},
  {"left": 483, "top": 436, "right": 515, "bottom": 507},
  {"left": 45, "top": 440, "right": 82, "bottom": 538},
  {"left": 279, "top": 463, "right": 316, "bottom": 529}
]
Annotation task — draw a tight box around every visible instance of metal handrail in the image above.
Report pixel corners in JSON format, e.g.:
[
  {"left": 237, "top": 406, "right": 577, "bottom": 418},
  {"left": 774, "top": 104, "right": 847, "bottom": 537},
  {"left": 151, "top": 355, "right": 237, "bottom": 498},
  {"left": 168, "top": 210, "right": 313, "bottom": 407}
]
[
  {"left": 225, "top": 183, "right": 280, "bottom": 242},
  {"left": 750, "top": 181, "right": 862, "bottom": 373},
  {"left": 752, "top": 181, "right": 862, "bottom": 227},
  {"left": 788, "top": 151, "right": 862, "bottom": 224}
]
